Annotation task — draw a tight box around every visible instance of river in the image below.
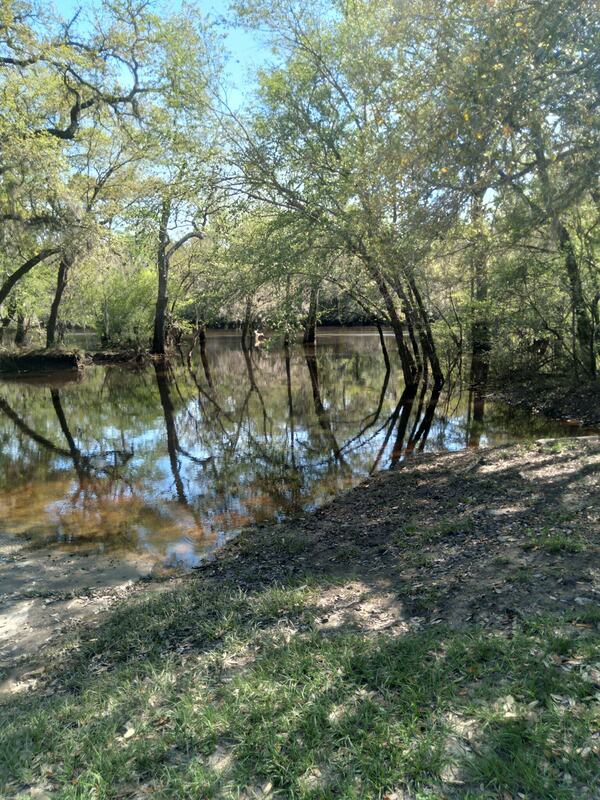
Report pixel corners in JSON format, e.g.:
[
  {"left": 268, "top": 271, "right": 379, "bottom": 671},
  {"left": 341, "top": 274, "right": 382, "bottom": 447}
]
[{"left": 0, "top": 328, "right": 591, "bottom": 570}]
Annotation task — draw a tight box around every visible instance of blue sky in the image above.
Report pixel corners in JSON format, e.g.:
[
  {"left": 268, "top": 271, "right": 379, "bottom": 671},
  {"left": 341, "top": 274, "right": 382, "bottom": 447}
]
[{"left": 52, "top": 0, "right": 269, "bottom": 105}]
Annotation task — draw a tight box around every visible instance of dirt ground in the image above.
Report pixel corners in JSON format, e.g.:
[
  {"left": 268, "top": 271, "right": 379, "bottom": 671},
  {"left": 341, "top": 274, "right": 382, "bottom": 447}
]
[
  {"left": 2, "top": 435, "right": 599, "bottom": 697},
  {"left": 200, "top": 435, "right": 600, "bottom": 630},
  {"left": 491, "top": 376, "right": 600, "bottom": 427},
  {"left": 0, "top": 537, "right": 158, "bottom": 693}
]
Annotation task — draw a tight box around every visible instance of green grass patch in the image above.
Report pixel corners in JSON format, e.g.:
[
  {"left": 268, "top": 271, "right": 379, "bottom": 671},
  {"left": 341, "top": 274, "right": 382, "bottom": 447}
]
[
  {"left": 574, "top": 606, "right": 600, "bottom": 625},
  {"left": 525, "top": 531, "right": 585, "bottom": 554},
  {"left": 274, "top": 533, "right": 309, "bottom": 557},
  {"left": 403, "top": 515, "right": 474, "bottom": 544},
  {"left": 513, "top": 565, "right": 533, "bottom": 582},
  {"left": 410, "top": 553, "right": 435, "bottom": 569},
  {"left": 1, "top": 578, "right": 599, "bottom": 799}
]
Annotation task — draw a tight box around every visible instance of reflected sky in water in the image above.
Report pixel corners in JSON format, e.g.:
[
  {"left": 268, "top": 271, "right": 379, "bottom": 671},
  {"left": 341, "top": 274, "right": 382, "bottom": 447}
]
[{"left": 0, "top": 329, "right": 591, "bottom": 568}]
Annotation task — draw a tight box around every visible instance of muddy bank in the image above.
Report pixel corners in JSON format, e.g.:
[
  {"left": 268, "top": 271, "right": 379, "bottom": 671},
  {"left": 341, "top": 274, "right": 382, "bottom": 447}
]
[
  {"left": 197, "top": 435, "right": 600, "bottom": 629},
  {"left": 0, "top": 347, "right": 147, "bottom": 375},
  {"left": 0, "top": 534, "right": 162, "bottom": 693},
  {"left": 2, "top": 437, "right": 599, "bottom": 799},
  {"left": 490, "top": 376, "right": 600, "bottom": 427},
  {"left": 4, "top": 435, "right": 598, "bottom": 696},
  {"left": 0, "top": 349, "right": 87, "bottom": 374}
]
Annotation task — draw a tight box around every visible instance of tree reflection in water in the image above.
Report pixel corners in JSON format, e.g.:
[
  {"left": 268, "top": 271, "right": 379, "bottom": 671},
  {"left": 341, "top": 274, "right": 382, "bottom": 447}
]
[{"left": 0, "top": 329, "right": 588, "bottom": 566}]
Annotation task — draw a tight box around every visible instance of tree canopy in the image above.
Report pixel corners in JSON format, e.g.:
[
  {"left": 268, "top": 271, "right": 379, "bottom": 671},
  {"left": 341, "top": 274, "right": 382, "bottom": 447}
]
[{"left": 0, "top": 0, "right": 598, "bottom": 381}]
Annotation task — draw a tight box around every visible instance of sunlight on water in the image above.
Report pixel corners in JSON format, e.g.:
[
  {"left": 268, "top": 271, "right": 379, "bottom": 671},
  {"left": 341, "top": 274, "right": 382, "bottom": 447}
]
[{"left": 0, "top": 329, "right": 591, "bottom": 568}]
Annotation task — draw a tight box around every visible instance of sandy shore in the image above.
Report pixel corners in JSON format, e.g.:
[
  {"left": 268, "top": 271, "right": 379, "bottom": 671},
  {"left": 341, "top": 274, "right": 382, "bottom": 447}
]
[{"left": 0, "top": 535, "right": 158, "bottom": 693}]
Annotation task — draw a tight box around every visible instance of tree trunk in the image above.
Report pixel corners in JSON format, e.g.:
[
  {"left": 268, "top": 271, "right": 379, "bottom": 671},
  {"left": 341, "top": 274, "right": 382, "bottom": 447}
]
[
  {"left": 467, "top": 387, "right": 486, "bottom": 448},
  {"left": 468, "top": 192, "right": 491, "bottom": 391},
  {"left": 284, "top": 340, "right": 296, "bottom": 467},
  {"left": 14, "top": 314, "right": 26, "bottom": 346},
  {"left": 0, "top": 248, "right": 60, "bottom": 308},
  {"left": 405, "top": 277, "right": 444, "bottom": 387},
  {"left": 153, "top": 362, "right": 187, "bottom": 503},
  {"left": 241, "top": 297, "right": 252, "bottom": 350},
  {"left": 389, "top": 382, "right": 418, "bottom": 466},
  {"left": 304, "top": 346, "right": 345, "bottom": 464},
  {"left": 0, "top": 314, "right": 12, "bottom": 345},
  {"left": 362, "top": 255, "right": 417, "bottom": 384},
  {"left": 100, "top": 298, "right": 110, "bottom": 346},
  {"left": 303, "top": 284, "right": 319, "bottom": 345},
  {"left": 152, "top": 198, "right": 171, "bottom": 356},
  {"left": 375, "top": 322, "right": 390, "bottom": 371},
  {"left": 198, "top": 325, "right": 213, "bottom": 388},
  {"left": 410, "top": 385, "right": 441, "bottom": 454},
  {"left": 0, "top": 396, "right": 70, "bottom": 456},
  {"left": 392, "top": 279, "right": 423, "bottom": 374},
  {"left": 556, "top": 222, "right": 595, "bottom": 375},
  {"left": 592, "top": 293, "right": 599, "bottom": 379},
  {"left": 531, "top": 122, "right": 594, "bottom": 375},
  {"left": 46, "top": 256, "right": 71, "bottom": 348}
]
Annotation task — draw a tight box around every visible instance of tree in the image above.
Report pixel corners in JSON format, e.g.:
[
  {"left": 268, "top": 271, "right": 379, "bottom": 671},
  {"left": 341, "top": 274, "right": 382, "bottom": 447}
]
[
  {"left": 0, "top": 0, "right": 220, "bottom": 348},
  {"left": 426, "top": 0, "right": 600, "bottom": 376}
]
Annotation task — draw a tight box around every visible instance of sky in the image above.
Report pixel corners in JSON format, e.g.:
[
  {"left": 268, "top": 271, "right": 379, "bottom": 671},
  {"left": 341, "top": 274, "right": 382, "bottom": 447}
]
[{"left": 52, "top": 0, "right": 270, "bottom": 106}]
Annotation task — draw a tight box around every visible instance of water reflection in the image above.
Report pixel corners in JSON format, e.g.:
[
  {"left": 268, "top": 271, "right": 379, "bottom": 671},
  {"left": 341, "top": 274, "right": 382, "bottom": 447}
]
[{"left": 0, "top": 330, "right": 592, "bottom": 567}]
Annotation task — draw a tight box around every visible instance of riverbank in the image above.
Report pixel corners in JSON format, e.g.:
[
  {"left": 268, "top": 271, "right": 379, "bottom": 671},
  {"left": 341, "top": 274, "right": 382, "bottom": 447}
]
[
  {"left": 0, "top": 534, "right": 160, "bottom": 693},
  {"left": 2, "top": 437, "right": 599, "bottom": 798},
  {"left": 490, "top": 375, "right": 600, "bottom": 428},
  {"left": 0, "top": 348, "right": 147, "bottom": 375}
]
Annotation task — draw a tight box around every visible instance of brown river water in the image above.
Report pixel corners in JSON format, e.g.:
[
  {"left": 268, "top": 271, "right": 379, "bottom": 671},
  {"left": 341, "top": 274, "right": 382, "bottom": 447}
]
[{"left": 0, "top": 328, "right": 591, "bottom": 570}]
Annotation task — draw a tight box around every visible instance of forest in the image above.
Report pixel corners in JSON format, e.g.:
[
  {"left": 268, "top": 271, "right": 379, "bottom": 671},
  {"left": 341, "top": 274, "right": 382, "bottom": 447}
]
[
  {"left": 2, "top": 3, "right": 600, "bottom": 799},
  {"left": 0, "top": 0, "right": 598, "bottom": 391}
]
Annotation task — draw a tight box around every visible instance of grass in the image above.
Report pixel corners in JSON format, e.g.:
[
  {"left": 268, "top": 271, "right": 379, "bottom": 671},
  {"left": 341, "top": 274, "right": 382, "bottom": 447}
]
[
  {"left": 2, "top": 576, "right": 599, "bottom": 800},
  {"left": 410, "top": 553, "right": 435, "bottom": 569},
  {"left": 275, "top": 533, "right": 309, "bottom": 557},
  {"left": 402, "top": 516, "right": 474, "bottom": 544},
  {"left": 572, "top": 605, "right": 600, "bottom": 625},
  {"left": 511, "top": 565, "right": 533, "bottom": 583},
  {"left": 546, "top": 441, "right": 569, "bottom": 453},
  {"left": 525, "top": 530, "right": 585, "bottom": 554}
]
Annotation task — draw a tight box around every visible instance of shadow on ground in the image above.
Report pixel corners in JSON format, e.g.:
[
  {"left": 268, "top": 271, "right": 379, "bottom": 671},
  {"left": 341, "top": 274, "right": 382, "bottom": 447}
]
[{"left": 1, "top": 438, "right": 599, "bottom": 799}]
